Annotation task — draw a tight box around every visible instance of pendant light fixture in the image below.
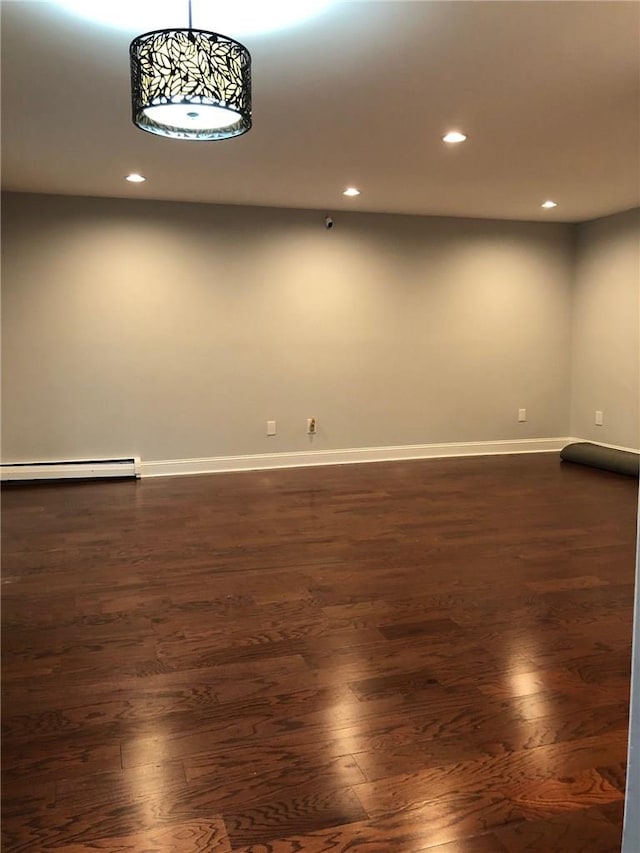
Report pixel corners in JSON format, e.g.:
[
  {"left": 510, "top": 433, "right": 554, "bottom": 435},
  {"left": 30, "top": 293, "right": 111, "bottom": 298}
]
[{"left": 129, "top": 0, "right": 252, "bottom": 141}]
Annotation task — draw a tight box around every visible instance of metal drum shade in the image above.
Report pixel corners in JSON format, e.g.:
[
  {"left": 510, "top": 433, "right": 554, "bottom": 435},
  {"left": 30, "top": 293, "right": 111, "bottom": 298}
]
[{"left": 130, "top": 28, "right": 251, "bottom": 140}]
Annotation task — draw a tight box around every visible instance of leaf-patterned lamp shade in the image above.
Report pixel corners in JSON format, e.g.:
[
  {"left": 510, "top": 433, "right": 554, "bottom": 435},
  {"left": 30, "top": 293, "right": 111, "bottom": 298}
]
[{"left": 130, "top": 29, "right": 251, "bottom": 140}]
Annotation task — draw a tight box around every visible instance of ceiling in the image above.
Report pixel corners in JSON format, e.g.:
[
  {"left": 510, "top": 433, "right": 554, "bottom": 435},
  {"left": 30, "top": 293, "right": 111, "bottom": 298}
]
[{"left": 1, "top": 1, "right": 639, "bottom": 222}]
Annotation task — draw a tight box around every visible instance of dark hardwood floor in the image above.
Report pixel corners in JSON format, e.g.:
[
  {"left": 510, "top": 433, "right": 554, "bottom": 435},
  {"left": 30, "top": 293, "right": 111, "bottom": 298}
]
[{"left": 2, "top": 454, "right": 637, "bottom": 852}]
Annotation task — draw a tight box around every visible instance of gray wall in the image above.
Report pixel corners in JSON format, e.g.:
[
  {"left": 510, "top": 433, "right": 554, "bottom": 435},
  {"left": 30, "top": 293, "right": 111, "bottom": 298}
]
[
  {"left": 570, "top": 208, "right": 640, "bottom": 449},
  {"left": 1, "top": 192, "right": 574, "bottom": 464}
]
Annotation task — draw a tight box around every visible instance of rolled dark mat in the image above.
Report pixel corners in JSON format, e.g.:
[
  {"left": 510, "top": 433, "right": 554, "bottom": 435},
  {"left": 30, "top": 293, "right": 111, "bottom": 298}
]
[{"left": 560, "top": 442, "right": 640, "bottom": 478}]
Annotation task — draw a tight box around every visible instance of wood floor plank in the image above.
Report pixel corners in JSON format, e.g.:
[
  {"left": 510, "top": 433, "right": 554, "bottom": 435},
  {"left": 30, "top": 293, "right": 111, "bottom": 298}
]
[
  {"left": 54, "top": 761, "right": 189, "bottom": 810},
  {"left": 353, "top": 728, "right": 628, "bottom": 785},
  {"left": 477, "top": 663, "right": 631, "bottom": 704},
  {"left": 418, "top": 836, "right": 509, "bottom": 853},
  {"left": 230, "top": 820, "right": 509, "bottom": 853},
  {"left": 504, "top": 768, "right": 623, "bottom": 819},
  {"left": 53, "top": 819, "right": 232, "bottom": 853},
  {"left": 471, "top": 701, "right": 629, "bottom": 755},
  {"left": 1, "top": 735, "right": 122, "bottom": 781},
  {"left": 2, "top": 455, "right": 636, "bottom": 852},
  {"left": 495, "top": 805, "right": 623, "bottom": 853},
  {"left": 352, "top": 734, "right": 626, "bottom": 820},
  {"left": 184, "top": 743, "right": 364, "bottom": 787},
  {"left": 182, "top": 752, "right": 366, "bottom": 814},
  {"left": 378, "top": 618, "right": 463, "bottom": 640},
  {"left": 596, "top": 761, "right": 627, "bottom": 793},
  {"left": 223, "top": 784, "right": 368, "bottom": 848},
  {"left": 0, "top": 779, "right": 56, "bottom": 819},
  {"left": 2, "top": 815, "right": 231, "bottom": 853}
]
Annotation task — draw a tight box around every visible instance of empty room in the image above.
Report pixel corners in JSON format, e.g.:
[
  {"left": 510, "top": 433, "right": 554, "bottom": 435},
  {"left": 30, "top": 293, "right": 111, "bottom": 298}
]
[{"left": 1, "top": 1, "right": 639, "bottom": 851}]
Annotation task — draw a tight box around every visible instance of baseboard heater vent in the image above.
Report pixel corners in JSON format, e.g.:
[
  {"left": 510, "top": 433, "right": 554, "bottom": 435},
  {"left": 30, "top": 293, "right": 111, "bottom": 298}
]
[{"left": 1, "top": 457, "right": 141, "bottom": 482}]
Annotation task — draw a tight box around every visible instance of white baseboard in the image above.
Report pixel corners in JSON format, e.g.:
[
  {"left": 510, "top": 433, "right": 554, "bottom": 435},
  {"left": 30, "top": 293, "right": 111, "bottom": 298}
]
[
  {"left": 569, "top": 437, "right": 640, "bottom": 454},
  {"left": 5, "top": 439, "right": 635, "bottom": 482},
  {"left": 141, "top": 437, "right": 571, "bottom": 478}
]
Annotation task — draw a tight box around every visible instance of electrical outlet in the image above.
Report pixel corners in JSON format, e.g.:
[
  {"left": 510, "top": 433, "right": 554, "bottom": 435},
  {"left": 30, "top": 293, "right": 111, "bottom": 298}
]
[
  {"left": 267, "top": 420, "right": 276, "bottom": 436},
  {"left": 518, "top": 408, "right": 527, "bottom": 423},
  {"left": 595, "top": 410, "right": 603, "bottom": 426},
  {"left": 307, "top": 417, "right": 317, "bottom": 435}
]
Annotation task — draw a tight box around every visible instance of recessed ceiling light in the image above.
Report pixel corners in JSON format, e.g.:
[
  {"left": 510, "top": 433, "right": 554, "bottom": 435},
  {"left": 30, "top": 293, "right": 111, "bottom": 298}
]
[
  {"left": 541, "top": 200, "right": 558, "bottom": 209},
  {"left": 125, "top": 173, "right": 146, "bottom": 183},
  {"left": 442, "top": 131, "right": 467, "bottom": 144},
  {"left": 343, "top": 187, "right": 361, "bottom": 197}
]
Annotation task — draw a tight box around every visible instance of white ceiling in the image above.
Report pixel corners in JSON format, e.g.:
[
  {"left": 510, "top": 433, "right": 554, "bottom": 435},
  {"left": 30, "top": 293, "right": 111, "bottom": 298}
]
[{"left": 2, "top": 0, "right": 639, "bottom": 222}]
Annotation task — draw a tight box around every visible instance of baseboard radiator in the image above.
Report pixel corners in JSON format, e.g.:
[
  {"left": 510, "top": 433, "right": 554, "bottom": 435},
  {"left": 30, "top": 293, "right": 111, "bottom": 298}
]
[{"left": 0, "top": 457, "right": 141, "bottom": 482}]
